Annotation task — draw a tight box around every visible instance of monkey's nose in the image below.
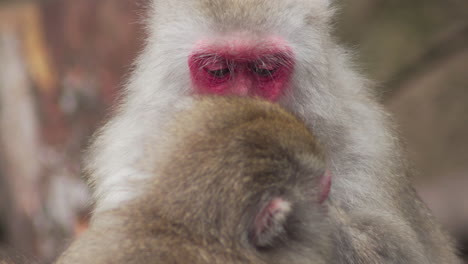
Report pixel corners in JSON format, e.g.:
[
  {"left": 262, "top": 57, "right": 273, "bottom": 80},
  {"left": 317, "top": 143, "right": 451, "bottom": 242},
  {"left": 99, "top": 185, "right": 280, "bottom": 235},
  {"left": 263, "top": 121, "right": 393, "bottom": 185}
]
[{"left": 231, "top": 77, "right": 253, "bottom": 96}]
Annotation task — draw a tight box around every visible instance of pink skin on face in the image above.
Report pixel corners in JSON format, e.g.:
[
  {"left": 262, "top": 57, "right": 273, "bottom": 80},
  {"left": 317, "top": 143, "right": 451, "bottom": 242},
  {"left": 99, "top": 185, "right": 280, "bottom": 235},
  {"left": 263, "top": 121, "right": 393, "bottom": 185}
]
[{"left": 188, "top": 37, "right": 295, "bottom": 101}]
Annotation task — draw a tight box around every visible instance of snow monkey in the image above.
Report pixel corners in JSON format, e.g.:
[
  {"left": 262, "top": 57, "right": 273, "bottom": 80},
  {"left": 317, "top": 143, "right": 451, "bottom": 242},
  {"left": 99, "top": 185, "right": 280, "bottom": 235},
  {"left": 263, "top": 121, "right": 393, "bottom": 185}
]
[
  {"left": 58, "top": 97, "right": 334, "bottom": 264},
  {"left": 84, "top": 0, "right": 460, "bottom": 262}
]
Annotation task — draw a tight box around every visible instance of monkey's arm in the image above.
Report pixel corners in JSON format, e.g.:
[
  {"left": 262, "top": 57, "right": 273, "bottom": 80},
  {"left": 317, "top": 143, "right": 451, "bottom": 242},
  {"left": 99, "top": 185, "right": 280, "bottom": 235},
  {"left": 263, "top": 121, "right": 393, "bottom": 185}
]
[
  {"left": 330, "top": 205, "right": 426, "bottom": 263},
  {"left": 330, "top": 193, "right": 461, "bottom": 264}
]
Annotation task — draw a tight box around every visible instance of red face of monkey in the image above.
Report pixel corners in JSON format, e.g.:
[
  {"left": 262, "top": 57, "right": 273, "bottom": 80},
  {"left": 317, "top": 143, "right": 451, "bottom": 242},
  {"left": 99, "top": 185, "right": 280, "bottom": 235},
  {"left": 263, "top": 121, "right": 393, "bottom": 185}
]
[{"left": 189, "top": 37, "right": 295, "bottom": 101}]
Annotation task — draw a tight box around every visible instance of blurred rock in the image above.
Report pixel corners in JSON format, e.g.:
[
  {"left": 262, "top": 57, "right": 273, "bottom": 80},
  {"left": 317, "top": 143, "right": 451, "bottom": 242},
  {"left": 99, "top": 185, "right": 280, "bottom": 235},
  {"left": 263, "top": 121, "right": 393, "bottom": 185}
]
[{"left": 387, "top": 48, "right": 468, "bottom": 255}]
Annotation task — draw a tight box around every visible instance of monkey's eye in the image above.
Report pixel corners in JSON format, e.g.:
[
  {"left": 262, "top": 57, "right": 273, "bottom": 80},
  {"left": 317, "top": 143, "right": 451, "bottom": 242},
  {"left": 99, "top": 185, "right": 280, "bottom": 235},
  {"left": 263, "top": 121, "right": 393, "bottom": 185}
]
[
  {"left": 207, "top": 68, "right": 230, "bottom": 78},
  {"left": 251, "top": 64, "right": 278, "bottom": 77}
]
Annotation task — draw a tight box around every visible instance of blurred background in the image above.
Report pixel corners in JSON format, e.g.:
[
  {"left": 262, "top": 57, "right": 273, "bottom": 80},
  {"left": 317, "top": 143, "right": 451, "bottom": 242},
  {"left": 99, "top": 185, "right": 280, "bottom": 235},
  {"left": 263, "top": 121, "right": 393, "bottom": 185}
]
[{"left": 0, "top": 0, "right": 467, "bottom": 262}]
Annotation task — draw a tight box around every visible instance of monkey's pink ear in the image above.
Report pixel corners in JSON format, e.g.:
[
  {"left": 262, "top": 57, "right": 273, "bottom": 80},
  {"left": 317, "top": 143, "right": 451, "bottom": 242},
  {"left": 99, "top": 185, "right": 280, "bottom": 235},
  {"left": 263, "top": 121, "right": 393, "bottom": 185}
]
[
  {"left": 250, "top": 198, "right": 291, "bottom": 248},
  {"left": 319, "top": 170, "right": 332, "bottom": 203}
]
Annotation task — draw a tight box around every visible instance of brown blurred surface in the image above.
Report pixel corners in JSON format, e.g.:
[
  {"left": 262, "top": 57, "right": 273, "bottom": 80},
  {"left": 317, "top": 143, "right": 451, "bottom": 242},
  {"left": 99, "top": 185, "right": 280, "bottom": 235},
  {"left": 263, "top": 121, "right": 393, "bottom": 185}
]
[
  {"left": 339, "top": 1, "right": 468, "bottom": 258},
  {"left": 0, "top": 0, "right": 467, "bottom": 262},
  {"left": 0, "top": 0, "right": 143, "bottom": 261}
]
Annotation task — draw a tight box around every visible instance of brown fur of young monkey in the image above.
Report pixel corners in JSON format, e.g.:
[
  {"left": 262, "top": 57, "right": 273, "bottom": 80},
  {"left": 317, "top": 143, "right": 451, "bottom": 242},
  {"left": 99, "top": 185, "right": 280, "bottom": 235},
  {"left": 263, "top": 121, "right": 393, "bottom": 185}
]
[{"left": 57, "top": 96, "right": 334, "bottom": 264}]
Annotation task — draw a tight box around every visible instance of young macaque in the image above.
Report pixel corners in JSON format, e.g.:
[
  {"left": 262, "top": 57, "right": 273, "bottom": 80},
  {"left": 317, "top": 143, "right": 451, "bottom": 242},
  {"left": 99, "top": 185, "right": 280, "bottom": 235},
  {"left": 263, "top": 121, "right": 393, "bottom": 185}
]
[
  {"left": 58, "top": 97, "right": 334, "bottom": 264},
  {"left": 85, "top": 0, "right": 461, "bottom": 262}
]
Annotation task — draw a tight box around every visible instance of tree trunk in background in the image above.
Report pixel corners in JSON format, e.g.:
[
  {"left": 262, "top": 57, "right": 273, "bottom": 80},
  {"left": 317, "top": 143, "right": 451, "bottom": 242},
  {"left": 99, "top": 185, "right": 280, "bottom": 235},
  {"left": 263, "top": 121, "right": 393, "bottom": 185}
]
[
  {"left": 0, "top": 24, "right": 41, "bottom": 257},
  {"left": 0, "top": 1, "right": 142, "bottom": 261}
]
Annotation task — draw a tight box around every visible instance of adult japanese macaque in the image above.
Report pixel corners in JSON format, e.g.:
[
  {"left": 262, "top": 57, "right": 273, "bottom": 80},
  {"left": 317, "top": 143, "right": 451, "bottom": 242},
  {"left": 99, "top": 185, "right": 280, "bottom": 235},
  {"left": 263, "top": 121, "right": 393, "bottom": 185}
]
[
  {"left": 58, "top": 97, "right": 333, "bottom": 264},
  {"left": 85, "top": 0, "right": 460, "bottom": 262}
]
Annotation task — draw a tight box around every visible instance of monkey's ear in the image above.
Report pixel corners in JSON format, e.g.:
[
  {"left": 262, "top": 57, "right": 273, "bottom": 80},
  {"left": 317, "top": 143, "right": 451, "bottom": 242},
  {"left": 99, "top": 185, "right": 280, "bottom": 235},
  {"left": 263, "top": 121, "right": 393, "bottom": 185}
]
[
  {"left": 319, "top": 170, "right": 332, "bottom": 204},
  {"left": 249, "top": 198, "right": 292, "bottom": 248}
]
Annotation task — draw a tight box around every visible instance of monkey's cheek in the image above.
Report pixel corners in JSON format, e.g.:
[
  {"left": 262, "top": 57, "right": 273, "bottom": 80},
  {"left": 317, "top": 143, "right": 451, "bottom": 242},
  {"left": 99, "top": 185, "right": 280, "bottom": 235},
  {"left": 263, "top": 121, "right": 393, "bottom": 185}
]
[
  {"left": 192, "top": 79, "right": 229, "bottom": 95},
  {"left": 256, "top": 82, "right": 284, "bottom": 101},
  {"left": 254, "top": 72, "right": 293, "bottom": 101}
]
